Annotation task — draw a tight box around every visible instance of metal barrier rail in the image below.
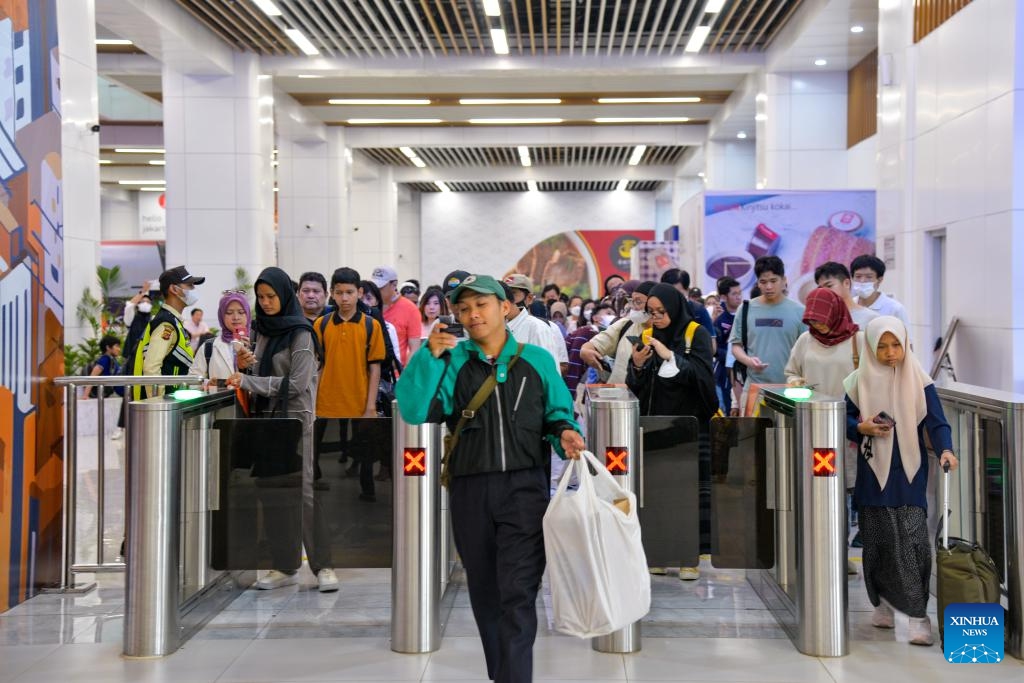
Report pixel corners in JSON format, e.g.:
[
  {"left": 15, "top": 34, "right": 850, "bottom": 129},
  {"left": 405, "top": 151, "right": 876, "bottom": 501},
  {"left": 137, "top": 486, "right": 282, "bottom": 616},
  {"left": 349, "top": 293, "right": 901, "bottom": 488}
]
[{"left": 49, "top": 375, "right": 203, "bottom": 593}]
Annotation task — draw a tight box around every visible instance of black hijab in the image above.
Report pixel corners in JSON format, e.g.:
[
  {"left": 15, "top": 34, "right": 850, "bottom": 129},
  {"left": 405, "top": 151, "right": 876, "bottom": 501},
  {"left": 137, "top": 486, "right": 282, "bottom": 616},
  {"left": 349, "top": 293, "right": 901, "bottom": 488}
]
[
  {"left": 647, "top": 283, "right": 692, "bottom": 351},
  {"left": 252, "top": 267, "right": 313, "bottom": 376}
]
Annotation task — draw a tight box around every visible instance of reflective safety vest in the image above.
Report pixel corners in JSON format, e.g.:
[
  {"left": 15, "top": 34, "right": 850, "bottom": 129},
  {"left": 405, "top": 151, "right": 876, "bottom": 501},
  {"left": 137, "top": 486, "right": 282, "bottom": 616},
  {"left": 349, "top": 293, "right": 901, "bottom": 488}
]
[{"left": 131, "top": 306, "right": 194, "bottom": 399}]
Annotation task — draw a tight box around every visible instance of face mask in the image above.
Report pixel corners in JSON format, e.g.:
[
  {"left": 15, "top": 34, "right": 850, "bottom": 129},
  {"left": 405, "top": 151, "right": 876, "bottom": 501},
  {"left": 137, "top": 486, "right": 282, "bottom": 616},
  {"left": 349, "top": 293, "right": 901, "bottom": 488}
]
[
  {"left": 516, "top": 301, "right": 526, "bottom": 310},
  {"left": 180, "top": 286, "right": 199, "bottom": 307},
  {"left": 137, "top": 302, "right": 152, "bottom": 314},
  {"left": 597, "top": 314, "right": 615, "bottom": 329},
  {"left": 583, "top": 308, "right": 593, "bottom": 321},
  {"left": 852, "top": 282, "right": 876, "bottom": 298},
  {"left": 569, "top": 306, "right": 581, "bottom": 317},
  {"left": 628, "top": 309, "right": 650, "bottom": 325}
]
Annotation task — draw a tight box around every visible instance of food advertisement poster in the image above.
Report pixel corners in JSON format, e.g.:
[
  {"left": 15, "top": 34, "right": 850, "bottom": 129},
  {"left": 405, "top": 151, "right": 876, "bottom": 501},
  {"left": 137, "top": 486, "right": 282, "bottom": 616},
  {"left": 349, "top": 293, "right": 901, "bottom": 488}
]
[
  {"left": 507, "top": 229, "right": 655, "bottom": 299},
  {"left": 701, "top": 191, "right": 876, "bottom": 303}
]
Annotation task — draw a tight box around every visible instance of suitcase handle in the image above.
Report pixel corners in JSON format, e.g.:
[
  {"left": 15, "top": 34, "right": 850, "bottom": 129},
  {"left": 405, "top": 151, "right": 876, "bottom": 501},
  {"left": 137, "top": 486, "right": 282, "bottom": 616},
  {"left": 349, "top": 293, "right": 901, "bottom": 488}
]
[{"left": 941, "top": 461, "right": 951, "bottom": 550}]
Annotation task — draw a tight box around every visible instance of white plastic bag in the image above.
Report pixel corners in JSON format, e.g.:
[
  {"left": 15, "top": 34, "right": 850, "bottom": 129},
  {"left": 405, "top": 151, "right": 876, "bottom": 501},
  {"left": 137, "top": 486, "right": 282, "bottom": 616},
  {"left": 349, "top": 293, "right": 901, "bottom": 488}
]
[{"left": 543, "top": 450, "right": 651, "bottom": 638}]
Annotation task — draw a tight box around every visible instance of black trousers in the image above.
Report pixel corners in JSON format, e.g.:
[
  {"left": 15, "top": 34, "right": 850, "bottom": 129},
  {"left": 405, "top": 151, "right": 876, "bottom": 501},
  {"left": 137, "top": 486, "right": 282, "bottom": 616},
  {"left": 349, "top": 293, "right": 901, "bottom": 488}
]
[{"left": 450, "top": 467, "right": 549, "bottom": 683}]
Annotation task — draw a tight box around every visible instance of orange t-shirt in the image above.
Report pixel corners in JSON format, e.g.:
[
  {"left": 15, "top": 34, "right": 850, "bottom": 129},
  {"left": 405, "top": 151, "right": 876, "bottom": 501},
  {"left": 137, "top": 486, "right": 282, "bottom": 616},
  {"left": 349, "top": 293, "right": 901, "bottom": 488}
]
[
  {"left": 383, "top": 295, "right": 421, "bottom": 365},
  {"left": 314, "top": 311, "right": 386, "bottom": 418}
]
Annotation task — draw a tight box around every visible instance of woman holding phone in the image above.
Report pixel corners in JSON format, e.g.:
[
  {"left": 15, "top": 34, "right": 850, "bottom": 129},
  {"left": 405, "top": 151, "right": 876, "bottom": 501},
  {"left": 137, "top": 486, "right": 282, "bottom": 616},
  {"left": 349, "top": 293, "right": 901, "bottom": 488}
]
[
  {"left": 190, "top": 290, "right": 256, "bottom": 382},
  {"left": 844, "top": 316, "right": 958, "bottom": 646}
]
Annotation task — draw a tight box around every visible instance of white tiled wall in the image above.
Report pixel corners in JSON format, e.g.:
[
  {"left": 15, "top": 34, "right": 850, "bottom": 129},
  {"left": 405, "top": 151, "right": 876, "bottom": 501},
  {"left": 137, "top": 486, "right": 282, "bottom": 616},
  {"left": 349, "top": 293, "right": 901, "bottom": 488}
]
[
  {"left": 419, "top": 191, "right": 656, "bottom": 291},
  {"left": 878, "top": 0, "right": 1024, "bottom": 391},
  {"left": 58, "top": 0, "right": 101, "bottom": 344},
  {"left": 705, "top": 140, "right": 755, "bottom": 190},
  {"left": 100, "top": 191, "right": 138, "bottom": 240}
]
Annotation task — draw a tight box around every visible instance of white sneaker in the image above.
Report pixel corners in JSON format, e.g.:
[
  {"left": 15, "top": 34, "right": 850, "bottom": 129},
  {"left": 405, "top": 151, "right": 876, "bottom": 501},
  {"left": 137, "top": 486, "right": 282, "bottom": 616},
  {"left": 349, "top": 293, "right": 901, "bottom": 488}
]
[
  {"left": 317, "top": 568, "right": 339, "bottom": 593},
  {"left": 678, "top": 566, "right": 700, "bottom": 581},
  {"left": 255, "top": 570, "right": 298, "bottom": 590},
  {"left": 648, "top": 567, "right": 668, "bottom": 575},
  {"left": 111, "top": 429, "right": 124, "bottom": 441},
  {"left": 909, "top": 616, "right": 934, "bottom": 646},
  {"left": 847, "top": 559, "right": 858, "bottom": 575},
  {"left": 871, "top": 600, "right": 894, "bottom": 628}
]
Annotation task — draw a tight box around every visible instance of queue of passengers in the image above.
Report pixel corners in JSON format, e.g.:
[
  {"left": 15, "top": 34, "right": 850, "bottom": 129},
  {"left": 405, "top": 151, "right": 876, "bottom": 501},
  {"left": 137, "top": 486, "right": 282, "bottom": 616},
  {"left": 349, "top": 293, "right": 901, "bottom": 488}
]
[{"left": 105, "top": 253, "right": 952, "bottom": 682}]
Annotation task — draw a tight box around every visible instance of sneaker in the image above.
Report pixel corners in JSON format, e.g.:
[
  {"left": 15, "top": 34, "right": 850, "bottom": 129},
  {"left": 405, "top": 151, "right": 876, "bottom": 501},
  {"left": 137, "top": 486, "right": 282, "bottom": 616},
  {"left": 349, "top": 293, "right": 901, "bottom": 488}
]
[
  {"left": 850, "top": 531, "right": 863, "bottom": 548},
  {"left": 678, "top": 566, "right": 701, "bottom": 581},
  {"left": 255, "top": 570, "right": 298, "bottom": 590},
  {"left": 111, "top": 428, "right": 124, "bottom": 441},
  {"left": 847, "top": 559, "right": 858, "bottom": 575},
  {"left": 909, "top": 616, "right": 934, "bottom": 646},
  {"left": 359, "top": 492, "right": 376, "bottom": 502},
  {"left": 317, "top": 568, "right": 340, "bottom": 592},
  {"left": 648, "top": 567, "right": 668, "bottom": 575},
  {"left": 871, "top": 601, "right": 894, "bottom": 628}
]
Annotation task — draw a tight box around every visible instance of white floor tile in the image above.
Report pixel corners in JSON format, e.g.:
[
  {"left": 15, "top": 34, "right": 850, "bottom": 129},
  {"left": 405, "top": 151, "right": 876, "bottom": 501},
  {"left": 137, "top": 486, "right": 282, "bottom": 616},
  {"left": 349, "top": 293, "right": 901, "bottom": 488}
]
[
  {"left": 218, "top": 637, "right": 429, "bottom": 682},
  {"left": 819, "top": 640, "right": 1024, "bottom": 682},
  {"left": 0, "top": 644, "right": 59, "bottom": 682},
  {"left": 624, "top": 638, "right": 835, "bottom": 681}
]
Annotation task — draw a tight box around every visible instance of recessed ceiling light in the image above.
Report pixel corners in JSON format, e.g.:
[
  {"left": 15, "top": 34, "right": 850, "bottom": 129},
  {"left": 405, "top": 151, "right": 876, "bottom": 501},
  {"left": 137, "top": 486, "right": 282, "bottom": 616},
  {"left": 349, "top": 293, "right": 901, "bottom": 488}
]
[
  {"left": 704, "top": 0, "right": 727, "bottom": 12},
  {"left": 139, "top": 187, "right": 167, "bottom": 192},
  {"left": 148, "top": 159, "right": 166, "bottom": 165},
  {"left": 95, "top": 38, "right": 133, "bottom": 46},
  {"left": 490, "top": 28, "right": 509, "bottom": 55},
  {"left": 297, "top": 74, "right": 322, "bottom": 78},
  {"left": 628, "top": 145, "right": 647, "bottom": 166},
  {"left": 98, "top": 159, "right": 111, "bottom": 164},
  {"left": 850, "top": 25, "right": 865, "bottom": 33},
  {"left": 527, "top": 179, "right": 539, "bottom": 192},
  {"left": 345, "top": 118, "right": 443, "bottom": 124},
  {"left": 616, "top": 180, "right": 629, "bottom": 192},
  {"left": 517, "top": 145, "right": 532, "bottom": 167},
  {"left": 411, "top": 157, "right": 426, "bottom": 168},
  {"left": 737, "top": 131, "right": 747, "bottom": 139},
  {"left": 594, "top": 117, "right": 691, "bottom": 123},
  {"left": 597, "top": 96, "right": 701, "bottom": 104},
  {"left": 435, "top": 181, "right": 451, "bottom": 193},
  {"left": 468, "top": 118, "right": 563, "bottom": 125},
  {"left": 285, "top": 28, "right": 320, "bottom": 56},
  {"left": 113, "top": 148, "right": 165, "bottom": 154},
  {"left": 459, "top": 98, "right": 562, "bottom": 105},
  {"left": 483, "top": 0, "right": 501, "bottom": 17},
  {"left": 814, "top": 58, "right": 828, "bottom": 66},
  {"left": 697, "top": 172, "right": 706, "bottom": 178},
  {"left": 399, "top": 147, "right": 417, "bottom": 158},
  {"left": 118, "top": 180, "right": 166, "bottom": 185},
  {"left": 755, "top": 113, "right": 767, "bottom": 121},
  {"left": 252, "top": 0, "right": 283, "bottom": 17},
  {"left": 328, "top": 98, "right": 432, "bottom": 105},
  {"left": 684, "top": 25, "right": 711, "bottom": 53}
]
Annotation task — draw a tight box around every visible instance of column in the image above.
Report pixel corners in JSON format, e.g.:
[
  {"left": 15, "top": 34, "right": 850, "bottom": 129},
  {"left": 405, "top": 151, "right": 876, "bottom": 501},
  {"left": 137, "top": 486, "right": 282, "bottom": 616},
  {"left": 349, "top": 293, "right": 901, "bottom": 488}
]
[
  {"left": 59, "top": 0, "right": 101, "bottom": 344},
  {"left": 162, "top": 52, "right": 275, "bottom": 305},
  {"left": 348, "top": 156, "right": 399, "bottom": 280},
  {"left": 756, "top": 71, "right": 850, "bottom": 190},
  {"left": 704, "top": 140, "right": 756, "bottom": 190},
  {"left": 396, "top": 185, "right": 421, "bottom": 283}
]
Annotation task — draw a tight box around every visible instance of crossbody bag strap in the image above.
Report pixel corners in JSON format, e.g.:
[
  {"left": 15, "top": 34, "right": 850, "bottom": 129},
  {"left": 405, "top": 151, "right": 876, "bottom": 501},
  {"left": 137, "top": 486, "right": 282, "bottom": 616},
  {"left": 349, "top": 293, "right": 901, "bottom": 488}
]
[
  {"left": 851, "top": 335, "right": 860, "bottom": 369},
  {"left": 441, "top": 343, "right": 524, "bottom": 486}
]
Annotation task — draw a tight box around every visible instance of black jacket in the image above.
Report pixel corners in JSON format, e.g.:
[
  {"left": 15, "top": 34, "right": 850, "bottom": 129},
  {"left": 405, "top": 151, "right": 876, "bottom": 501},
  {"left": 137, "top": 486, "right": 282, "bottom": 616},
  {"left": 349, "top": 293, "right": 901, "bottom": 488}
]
[{"left": 626, "top": 323, "right": 718, "bottom": 422}]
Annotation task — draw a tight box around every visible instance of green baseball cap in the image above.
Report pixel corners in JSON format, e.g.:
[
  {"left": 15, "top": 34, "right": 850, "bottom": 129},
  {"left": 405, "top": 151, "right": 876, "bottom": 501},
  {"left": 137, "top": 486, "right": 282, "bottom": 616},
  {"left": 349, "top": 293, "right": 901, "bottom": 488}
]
[{"left": 446, "top": 274, "right": 508, "bottom": 303}]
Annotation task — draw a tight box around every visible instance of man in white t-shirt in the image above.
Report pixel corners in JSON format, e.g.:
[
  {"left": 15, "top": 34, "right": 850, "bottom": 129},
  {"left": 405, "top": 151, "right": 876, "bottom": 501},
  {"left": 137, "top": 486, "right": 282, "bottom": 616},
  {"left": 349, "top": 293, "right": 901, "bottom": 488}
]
[
  {"left": 503, "top": 274, "right": 568, "bottom": 374},
  {"left": 849, "top": 254, "right": 911, "bottom": 332},
  {"left": 814, "top": 261, "right": 879, "bottom": 328}
]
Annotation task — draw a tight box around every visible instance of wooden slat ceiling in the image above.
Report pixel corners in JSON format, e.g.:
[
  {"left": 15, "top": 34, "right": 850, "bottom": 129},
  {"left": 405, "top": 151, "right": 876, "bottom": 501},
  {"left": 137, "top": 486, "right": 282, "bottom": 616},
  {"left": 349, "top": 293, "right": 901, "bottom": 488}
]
[
  {"left": 404, "top": 180, "right": 664, "bottom": 192},
  {"left": 175, "top": 0, "right": 806, "bottom": 57},
  {"left": 362, "top": 144, "right": 686, "bottom": 167}
]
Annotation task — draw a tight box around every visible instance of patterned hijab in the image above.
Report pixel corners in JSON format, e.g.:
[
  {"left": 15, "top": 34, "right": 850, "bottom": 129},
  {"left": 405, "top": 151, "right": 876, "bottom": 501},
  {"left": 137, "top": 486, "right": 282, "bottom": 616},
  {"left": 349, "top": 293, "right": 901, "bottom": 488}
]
[
  {"left": 218, "top": 292, "right": 251, "bottom": 343},
  {"left": 843, "top": 316, "right": 932, "bottom": 488},
  {"left": 803, "top": 287, "right": 858, "bottom": 347}
]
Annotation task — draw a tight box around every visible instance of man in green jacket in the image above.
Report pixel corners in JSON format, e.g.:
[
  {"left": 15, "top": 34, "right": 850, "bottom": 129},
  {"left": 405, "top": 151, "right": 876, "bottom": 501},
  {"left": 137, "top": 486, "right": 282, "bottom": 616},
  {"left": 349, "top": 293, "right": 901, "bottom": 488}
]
[{"left": 396, "top": 274, "right": 584, "bottom": 683}]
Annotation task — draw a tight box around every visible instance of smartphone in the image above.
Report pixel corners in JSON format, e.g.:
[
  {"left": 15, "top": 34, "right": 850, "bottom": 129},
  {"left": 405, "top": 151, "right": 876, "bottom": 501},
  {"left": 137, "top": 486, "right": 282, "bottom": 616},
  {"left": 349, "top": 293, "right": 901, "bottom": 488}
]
[
  {"left": 874, "top": 411, "right": 896, "bottom": 428},
  {"left": 438, "top": 315, "right": 465, "bottom": 338},
  {"left": 626, "top": 335, "right": 644, "bottom": 349}
]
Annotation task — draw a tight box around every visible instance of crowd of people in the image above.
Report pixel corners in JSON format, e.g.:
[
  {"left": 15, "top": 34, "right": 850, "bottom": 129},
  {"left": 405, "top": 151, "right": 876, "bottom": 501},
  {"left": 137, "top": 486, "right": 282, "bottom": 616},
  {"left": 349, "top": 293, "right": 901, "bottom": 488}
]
[{"left": 91, "top": 250, "right": 956, "bottom": 680}]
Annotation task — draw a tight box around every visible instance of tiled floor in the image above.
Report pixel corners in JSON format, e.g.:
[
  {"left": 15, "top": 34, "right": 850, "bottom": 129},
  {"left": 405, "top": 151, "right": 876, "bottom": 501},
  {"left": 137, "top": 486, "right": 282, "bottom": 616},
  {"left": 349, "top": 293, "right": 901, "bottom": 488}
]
[{"left": 2, "top": 563, "right": 1021, "bottom": 682}]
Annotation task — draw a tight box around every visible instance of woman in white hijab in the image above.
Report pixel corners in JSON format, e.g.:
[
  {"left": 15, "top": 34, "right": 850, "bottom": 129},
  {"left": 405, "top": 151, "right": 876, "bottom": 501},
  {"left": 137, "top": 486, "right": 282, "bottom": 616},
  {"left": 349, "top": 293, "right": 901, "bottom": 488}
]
[{"left": 843, "top": 316, "right": 958, "bottom": 647}]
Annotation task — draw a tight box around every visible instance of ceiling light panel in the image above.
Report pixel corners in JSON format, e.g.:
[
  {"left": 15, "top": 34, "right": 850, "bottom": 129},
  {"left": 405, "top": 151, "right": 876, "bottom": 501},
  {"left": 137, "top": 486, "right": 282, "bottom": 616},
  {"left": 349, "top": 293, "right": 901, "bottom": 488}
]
[
  {"left": 346, "top": 119, "right": 443, "bottom": 124},
  {"left": 597, "top": 96, "right": 701, "bottom": 104},
  {"left": 252, "top": 0, "right": 283, "bottom": 16},
  {"left": 628, "top": 145, "right": 647, "bottom": 166},
  {"left": 490, "top": 28, "right": 509, "bottom": 55},
  {"left": 284, "top": 28, "right": 320, "bottom": 56},
  {"left": 594, "top": 117, "right": 691, "bottom": 123},
  {"left": 483, "top": 0, "right": 501, "bottom": 17},
  {"left": 685, "top": 26, "right": 712, "bottom": 53},
  {"left": 329, "top": 98, "right": 432, "bottom": 105},
  {"left": 468, "top": 118, "right": 564, "bottom": 125},
  {"left": 459, "top": 98, "right": 562, "bottom": 105}
]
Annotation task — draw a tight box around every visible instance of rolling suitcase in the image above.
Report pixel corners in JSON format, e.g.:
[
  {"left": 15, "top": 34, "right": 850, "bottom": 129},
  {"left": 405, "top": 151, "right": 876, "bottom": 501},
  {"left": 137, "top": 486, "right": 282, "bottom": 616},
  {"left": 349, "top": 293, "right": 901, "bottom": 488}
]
[{"left": 935, "top": 463, "right": 1001, "bottom": 647}]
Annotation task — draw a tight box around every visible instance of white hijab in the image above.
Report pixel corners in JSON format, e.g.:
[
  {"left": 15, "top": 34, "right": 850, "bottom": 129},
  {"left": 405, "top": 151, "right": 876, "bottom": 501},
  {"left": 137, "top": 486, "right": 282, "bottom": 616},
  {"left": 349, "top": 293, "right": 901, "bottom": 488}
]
[{"left": 842, "top": 316, "right": 932, "bottom": 489}]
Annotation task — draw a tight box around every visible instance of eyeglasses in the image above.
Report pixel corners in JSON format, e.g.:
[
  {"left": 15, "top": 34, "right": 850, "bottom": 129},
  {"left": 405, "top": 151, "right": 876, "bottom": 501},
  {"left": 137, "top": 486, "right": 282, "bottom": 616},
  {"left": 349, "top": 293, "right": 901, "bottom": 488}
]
[{"left": 221, "top": 289, "right": 247, "bottom": 296}]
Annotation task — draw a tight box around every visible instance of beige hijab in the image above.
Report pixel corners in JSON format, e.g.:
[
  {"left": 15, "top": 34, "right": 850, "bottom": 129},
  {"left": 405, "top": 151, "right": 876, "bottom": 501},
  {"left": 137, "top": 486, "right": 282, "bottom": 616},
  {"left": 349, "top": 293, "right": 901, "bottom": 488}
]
[{"left": 842, "top": 316, "right": 932, "bottom": 489}]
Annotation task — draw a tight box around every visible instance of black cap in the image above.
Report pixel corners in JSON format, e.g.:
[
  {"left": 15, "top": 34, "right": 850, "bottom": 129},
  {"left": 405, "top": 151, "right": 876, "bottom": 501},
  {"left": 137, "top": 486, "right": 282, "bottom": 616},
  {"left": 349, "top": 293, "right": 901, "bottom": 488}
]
[
  {"left": 442, "top": 270, "right": 471, "bottom": 293},
  {"left": 159, "top": 266, "right": 205, "bottom": 294}
]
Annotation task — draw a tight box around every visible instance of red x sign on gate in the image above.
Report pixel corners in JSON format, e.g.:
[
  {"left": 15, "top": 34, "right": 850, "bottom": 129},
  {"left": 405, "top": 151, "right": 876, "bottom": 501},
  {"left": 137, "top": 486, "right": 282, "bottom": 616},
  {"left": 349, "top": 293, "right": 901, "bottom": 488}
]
[
  {"left": 606, "top": 447, "right": 628, "bottom": 475},
  {"left": 403, "top": 448, "right": 426, "bottom": 476},
  {"left": 812, "top": 448, "right": 836, "bottom": 477}
]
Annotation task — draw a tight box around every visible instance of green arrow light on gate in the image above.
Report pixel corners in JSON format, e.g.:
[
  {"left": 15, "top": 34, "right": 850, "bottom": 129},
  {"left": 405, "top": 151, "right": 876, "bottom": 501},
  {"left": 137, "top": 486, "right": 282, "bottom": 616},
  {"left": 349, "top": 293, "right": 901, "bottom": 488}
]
[
  {"left": 172, "top": 389, "right": 205, "bottom": 401},
  {"left": 783, "top": 386, "right": 813, "bottom": 401}
]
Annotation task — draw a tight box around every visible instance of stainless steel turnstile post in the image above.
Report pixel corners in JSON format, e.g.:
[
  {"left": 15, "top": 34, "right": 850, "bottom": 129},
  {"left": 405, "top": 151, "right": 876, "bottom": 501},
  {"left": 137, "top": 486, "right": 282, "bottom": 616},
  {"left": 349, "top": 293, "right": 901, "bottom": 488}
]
[
  {"left": 391, "top": 406, "right": 443, "bottom": 654},
  {"left": 584, "top": 385, "right": 642, "bottom": 654},
  {"left": 760, "top": 388, "right": 848, "bottom": 657}
]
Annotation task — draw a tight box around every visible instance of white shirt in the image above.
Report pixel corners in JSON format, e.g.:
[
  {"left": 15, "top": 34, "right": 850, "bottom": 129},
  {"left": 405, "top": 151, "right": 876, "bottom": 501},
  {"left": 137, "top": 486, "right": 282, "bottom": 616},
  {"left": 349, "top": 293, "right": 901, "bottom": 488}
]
[
  {"left": 857, "top": 292, "right": 911, "bottom": 343},
  {"left": 850, "top": 306, "right": 880, "bottom": 329},
  {"left": 507, "top": 309, "right": 564, "bottom": 365}
]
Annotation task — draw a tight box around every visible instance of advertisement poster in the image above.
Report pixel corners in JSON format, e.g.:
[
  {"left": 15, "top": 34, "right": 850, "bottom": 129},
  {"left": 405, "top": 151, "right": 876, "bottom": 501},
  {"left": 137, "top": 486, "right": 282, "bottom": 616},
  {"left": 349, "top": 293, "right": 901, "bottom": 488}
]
[
  {"left": 701, "top": 191, "right": 876, "bottom": 302},
  {"left": 506, "top": 229, "right": 654, "bottom": 299},
  {"left": 138, "top": 190, "right": 166, "bottom": 239}
]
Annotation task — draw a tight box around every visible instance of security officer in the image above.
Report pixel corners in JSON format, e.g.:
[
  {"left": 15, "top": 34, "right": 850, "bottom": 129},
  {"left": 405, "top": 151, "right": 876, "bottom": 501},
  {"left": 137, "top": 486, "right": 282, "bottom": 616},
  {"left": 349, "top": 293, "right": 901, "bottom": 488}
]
[
  {"left": 132, "top": 266, "right": 205, "bottom": 398},
  {"left": 396, "top": 274, "right": 585, "bottom": 683}
]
